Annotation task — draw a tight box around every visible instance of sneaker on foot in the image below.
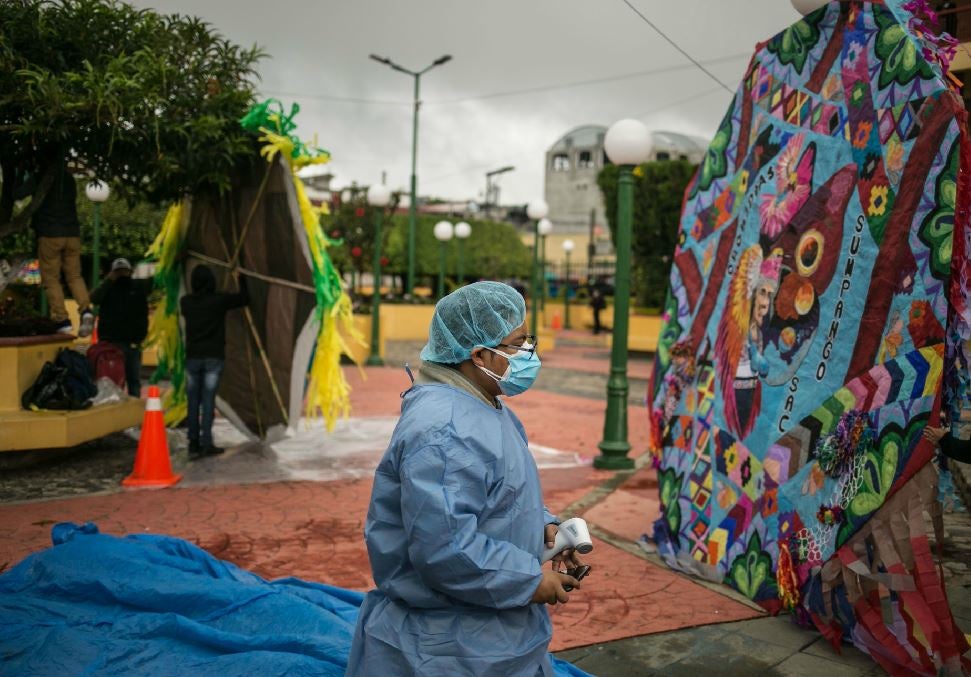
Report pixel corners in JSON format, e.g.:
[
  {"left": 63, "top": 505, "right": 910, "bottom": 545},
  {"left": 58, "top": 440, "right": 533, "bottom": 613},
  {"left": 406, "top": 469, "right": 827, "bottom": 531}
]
[
  {"left": 188, "top": 441, "right": 201, "bottom": 459},
  {"left": 55, "top": 320, "right": 73, "bottom": 335},
  {"left": 78, "top": 311, "right": 95, "bottom": 338},
  {"left": 202, "top": 445, "right": 224, "bottom": 457}
]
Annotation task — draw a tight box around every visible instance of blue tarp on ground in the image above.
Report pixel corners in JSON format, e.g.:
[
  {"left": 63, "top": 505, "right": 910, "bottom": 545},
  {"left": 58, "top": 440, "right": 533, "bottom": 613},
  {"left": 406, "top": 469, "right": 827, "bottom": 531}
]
[{"left": 0, "top": 523, "right": 590, "bottom": 676}]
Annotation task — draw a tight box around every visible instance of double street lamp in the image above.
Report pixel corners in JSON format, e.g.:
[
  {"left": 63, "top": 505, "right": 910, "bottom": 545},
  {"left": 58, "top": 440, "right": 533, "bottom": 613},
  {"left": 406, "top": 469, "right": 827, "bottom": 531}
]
[
  {"left": 454, "top": 221, "right": 471, "bottom": 285},
  {"left": 433, "top": 220, "right": 454, "bottom": 299},
  {"left": 562, "top": 239, "right": 575, "bottom": 330},
  {"left": 595, "top": 119, "right": 652, "bottom": 471},
  {"left": 526, "top": 199, "right": 548, "bottom": 337},
  {"left": 85, "top": 181, "right": 110, "bottom": 289},
  {"left": 369, "top": 53, "right": 452, "bottom": 299},
  {"left": 366, "top": 183, "right": 392, "bottom": 366}
]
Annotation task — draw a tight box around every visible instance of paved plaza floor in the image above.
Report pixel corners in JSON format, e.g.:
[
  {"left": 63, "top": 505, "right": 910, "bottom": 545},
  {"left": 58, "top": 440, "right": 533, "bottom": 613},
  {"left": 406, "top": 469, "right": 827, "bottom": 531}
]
[{"left": 1, "top": 330, "right": 968, "bottom": 675}]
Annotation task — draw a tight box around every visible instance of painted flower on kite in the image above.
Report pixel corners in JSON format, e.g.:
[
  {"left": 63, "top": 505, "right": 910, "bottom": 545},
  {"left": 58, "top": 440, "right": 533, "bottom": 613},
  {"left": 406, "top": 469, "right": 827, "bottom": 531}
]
[
  {"left": 860, "top": 152, "right": 881, "bottom": 180},
  {"left": 919, "top": 142, "right": 958, "bottom": 280},
  {"left": 740, "top": 457, "right": 753, "bottom": 485},
  {"left": 874, "top": 3, "right": 936, "bottom": 88},
  {"left": 852, "top": 121, "right": 873, "bottom": 149},
  {"left": 868, "top": 185, "right": 889, "bottom": 216},
  {"left": 724, "top": 443, "right": 740, "bottom": 472},
  {"left": 844, "top": 39, "right": 865, "bottom": 69},
  {"left": 849, "top": 81, "right": 868, "bottom": 108},
  {"left": 766, "top": 9, "right": 824, "bottom": 74},
  {"left": 759, "top": 135, "right": 812, "bottom": 237}
]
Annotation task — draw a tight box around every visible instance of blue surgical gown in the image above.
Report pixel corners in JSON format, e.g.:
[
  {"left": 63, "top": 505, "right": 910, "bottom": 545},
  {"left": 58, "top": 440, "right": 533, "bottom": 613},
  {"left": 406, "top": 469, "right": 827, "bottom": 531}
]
[{"left": 346, "top": 383, "right": 555, "bottom": 676}]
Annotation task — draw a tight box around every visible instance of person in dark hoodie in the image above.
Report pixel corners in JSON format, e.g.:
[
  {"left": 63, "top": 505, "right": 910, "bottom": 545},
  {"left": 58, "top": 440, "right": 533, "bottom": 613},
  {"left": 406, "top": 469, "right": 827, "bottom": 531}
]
[
  {"left": 91, "top": 258, "right": 152, "bottom": 396},
  {"left": 180, "top": 265, "right": 249, "bottom": 459}
]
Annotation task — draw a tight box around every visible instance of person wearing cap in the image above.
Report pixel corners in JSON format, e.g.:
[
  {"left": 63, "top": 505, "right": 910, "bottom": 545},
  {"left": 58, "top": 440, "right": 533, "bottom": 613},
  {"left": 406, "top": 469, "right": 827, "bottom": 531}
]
[
  {"left": 347, "top": 281, "right": 584, "bottom": 677},
  {"left": 91, "top": 258, "right": 152, "bottom": 396}
]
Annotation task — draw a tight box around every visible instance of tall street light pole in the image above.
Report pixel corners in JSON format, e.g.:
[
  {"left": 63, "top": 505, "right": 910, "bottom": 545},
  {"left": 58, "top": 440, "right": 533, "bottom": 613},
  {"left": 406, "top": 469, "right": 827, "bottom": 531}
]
[
  {"left": 85, "top": 181, "right": 110, "bottom": 289},
  {"left": 433, "top": 220, "right": 454, "bottom": 299},
  {"left": 537, "top": 218, "right": 553, "bottom": 315},
  {"left": 526, "top": 199, "right": 548, "bottom": 337},
  {"left": 369, "top": 53, "right": 452, "bottom": 299},
  {"left": 366, "top": 183, "right": 392, "bottom": 366},
  {"left": 454, "top": 221, "right": 471, "bottom": 286},
  {"left": 596, "top": 119, "right": 651, "bottom": 471},
  {"left": 562, "top": 239, "right": 575, "bottom": 329}
]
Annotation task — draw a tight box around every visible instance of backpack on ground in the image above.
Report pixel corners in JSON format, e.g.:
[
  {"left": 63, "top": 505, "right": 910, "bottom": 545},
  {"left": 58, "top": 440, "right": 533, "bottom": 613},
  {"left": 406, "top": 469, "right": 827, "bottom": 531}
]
[
  {"left": 54, "top": 348, "right": 97, "bottom": 403},
  {"left": 21, "top": 361, "right": 91, "bottom": 411},
  {"left": 86, "top": 342, "right": 126, "bottom": 389}
]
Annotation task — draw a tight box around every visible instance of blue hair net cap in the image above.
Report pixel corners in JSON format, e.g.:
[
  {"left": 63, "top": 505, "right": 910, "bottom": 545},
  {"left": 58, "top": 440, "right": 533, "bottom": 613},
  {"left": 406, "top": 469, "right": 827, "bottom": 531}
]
[{"left": 420, "top": 281, "right": 526, "bottom": 364}]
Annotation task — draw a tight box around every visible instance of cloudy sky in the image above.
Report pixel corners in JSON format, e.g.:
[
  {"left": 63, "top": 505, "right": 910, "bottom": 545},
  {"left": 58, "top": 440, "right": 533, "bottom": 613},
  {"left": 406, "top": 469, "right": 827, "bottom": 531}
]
[{"left": 132, "top": 0, "right": 803, "bottom": 204}]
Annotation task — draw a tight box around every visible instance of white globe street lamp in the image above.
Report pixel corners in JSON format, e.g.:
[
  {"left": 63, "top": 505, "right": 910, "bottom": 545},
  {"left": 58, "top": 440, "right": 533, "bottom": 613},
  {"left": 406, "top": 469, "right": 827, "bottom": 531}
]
[
  {"left": 791, "top": 0, "right": 828, "bottom": 16},
  {"left": 603, "top": 119, "right": 652, "bottom": 166},
  {"left": 366, "top": 183, "right": 392, "bottom": 207},
  {"left": 597, "top": 118, "right": 652, "bottom": 470},
  {"left": 454, "top": 222, "right": 472, "bottom": 286},
  {"left": 365, "top": 183, "right": 393, "bottom": 366},
  {"left": 536, "top": 218, "right": 554, "bottom": 314},
  {"left": 562, "top": 239, "right": 575, "bottom": 329},
  {"left": 526, "top": 199, "right": 549, "bottom": 335},
  {"left": 85, "top": 181, "right": 110, "bottom": 288},
  {"left": 433, "top": 220, "right": 454, "bottom": 298}
]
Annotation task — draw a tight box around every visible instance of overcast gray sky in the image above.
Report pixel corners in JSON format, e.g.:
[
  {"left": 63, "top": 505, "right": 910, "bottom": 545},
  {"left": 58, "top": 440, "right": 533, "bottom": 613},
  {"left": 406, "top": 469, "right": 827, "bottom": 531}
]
[{"left": 132, "top": 0, "right": 802, "bottom": 204}]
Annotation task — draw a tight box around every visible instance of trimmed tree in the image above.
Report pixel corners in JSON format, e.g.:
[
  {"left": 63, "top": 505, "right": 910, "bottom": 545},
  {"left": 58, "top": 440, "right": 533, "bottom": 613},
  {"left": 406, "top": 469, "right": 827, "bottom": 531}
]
[
  {"left": 0, "top": 0, "right": 264, "bottom": 237},
  {"left": 598, "top": 160, "right": 695, "bottom": 308}
]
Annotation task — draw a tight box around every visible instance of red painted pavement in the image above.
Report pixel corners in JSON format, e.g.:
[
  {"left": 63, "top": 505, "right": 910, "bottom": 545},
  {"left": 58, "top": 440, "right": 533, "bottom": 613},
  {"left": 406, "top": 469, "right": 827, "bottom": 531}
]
[
  {"left": 0, "top": 472, "right": 759, "bottom": 651},
  {"left": 343, "top": 366, "right": 653, "bottom": 460}
]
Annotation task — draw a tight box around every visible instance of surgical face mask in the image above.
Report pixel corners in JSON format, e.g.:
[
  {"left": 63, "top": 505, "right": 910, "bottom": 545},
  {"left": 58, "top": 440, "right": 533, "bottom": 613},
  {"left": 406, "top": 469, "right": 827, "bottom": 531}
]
[{"left": 477, "top": 344, "right": 541, "bottom": 396}]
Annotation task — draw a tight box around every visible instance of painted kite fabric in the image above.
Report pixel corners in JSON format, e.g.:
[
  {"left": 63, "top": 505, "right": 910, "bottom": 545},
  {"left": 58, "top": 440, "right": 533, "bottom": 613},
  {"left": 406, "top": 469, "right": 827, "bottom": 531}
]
[{"left": 648, "top": 2, "right": 969, "bottom": 673}]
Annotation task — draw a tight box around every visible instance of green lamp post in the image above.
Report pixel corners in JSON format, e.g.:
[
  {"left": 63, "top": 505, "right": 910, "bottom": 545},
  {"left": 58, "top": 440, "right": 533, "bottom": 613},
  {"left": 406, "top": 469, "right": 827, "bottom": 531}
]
[
  {"left": 454, "top": 221, "right": 471, "bottom": 286},
  {"left": 369, "top": 53, "right": 452, "bottom": 298},
  {"left": 562, "top": 239, "right": 575, "bottom": 329},
  {"left": 537, "top": 217, "right": 553, "bottom": 314},
  {"left": 526, "top": 199, "right": 548, "bottom": 337},
  {"left": 85, "top": 181, "right": 110, "bottom": 289},
  {"left": 366, "top": 183, "right": 392, "bottom": 366},
  {"left": 433, "top": 220, "right": 454, "bottom": 299},
  {"left": 595, "top": 118, "right": 652, "bottom": 471}
]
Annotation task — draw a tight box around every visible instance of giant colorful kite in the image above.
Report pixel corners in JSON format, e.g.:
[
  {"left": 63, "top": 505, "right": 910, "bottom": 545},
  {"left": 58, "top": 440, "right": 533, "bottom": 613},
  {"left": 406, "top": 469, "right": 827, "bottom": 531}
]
[
  {"left": 648, "top": 1, "right": 970, "bottom": 673},
  {"left": 146, "top": 100, "right": 359, "bottom": 435}
]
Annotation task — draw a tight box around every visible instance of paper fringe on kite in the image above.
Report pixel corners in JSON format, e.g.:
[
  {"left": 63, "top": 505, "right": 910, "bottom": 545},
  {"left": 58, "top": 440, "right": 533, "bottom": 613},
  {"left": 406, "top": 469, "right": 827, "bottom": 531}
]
[
  {"left": 800, "top": 464, "right": 970, "bottom": 674},
  {"left": 241, "top": 99, "right": 363, "bottom": 430},
  {"left": 144, "top": 202, "right": 189, "bottom": 425}
]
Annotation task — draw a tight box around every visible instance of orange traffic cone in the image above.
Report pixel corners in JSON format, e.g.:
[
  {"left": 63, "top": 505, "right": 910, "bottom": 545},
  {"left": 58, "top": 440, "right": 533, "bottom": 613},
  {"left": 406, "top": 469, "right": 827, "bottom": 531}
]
[
  {"left": 122, "top": 385, "right": 181, "bottom": 488},
  {"left": 551, "top": 313, "right": 562, "bottom": 330}
]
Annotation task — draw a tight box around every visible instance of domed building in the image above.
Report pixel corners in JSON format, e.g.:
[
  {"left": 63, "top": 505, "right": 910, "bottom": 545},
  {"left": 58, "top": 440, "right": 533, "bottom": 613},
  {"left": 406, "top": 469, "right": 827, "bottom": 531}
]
[{"left": 538, "top": 125, "right": 708, "bottom": 265}]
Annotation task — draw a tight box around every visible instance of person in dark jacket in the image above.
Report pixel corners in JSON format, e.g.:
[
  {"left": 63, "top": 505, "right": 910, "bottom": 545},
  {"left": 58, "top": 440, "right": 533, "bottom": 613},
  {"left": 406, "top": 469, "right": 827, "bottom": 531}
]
[
  {"left": 18, "top": 159, "right": 95, "bottom": 335},
  {"left": 180, "top": 265, "right": 249, "bottom": 459},
  {"left": 91, "top": 258, "right": 151, "bottom": 396},
  {"left": 923, "top": 425, "right": 971, "bottom": 463}
]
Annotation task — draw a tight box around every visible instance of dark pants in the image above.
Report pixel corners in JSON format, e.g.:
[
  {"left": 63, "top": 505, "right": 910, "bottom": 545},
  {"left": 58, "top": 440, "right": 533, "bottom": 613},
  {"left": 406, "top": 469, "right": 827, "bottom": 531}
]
[
  {"left": 186, "top": 357, "right": 224, "bottom": 447},
  {"left": 107, "top": 341, "right": 142, "bottom": 397},
  {"left": 592, "top": 307, "right": 603, "bottom": 335}
]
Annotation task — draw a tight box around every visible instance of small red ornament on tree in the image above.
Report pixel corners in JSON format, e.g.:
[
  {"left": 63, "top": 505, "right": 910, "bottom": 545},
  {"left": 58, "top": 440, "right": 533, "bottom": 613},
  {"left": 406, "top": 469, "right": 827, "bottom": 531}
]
[
  {"left": 380, "top": 256, "right": 390, "bottom": 266},
  {"left": 354, "top": 207, "right": 366, "bottom": 218},
  {"left": 351, "top": 246, "right": 363, "bottom": 258}
]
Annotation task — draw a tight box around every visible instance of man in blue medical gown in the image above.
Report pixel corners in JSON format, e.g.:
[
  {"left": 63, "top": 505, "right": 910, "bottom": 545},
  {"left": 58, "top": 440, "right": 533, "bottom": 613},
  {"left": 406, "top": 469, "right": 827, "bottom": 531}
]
[{"left": 347, "top": 281, "right": 583, "bottom": 676}]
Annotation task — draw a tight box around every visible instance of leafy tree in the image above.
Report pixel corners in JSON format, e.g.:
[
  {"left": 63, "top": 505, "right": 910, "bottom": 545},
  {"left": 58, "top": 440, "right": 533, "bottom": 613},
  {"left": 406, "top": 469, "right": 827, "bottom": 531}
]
[
  {"left": 598, "top": 160, "right": 695, "bottom": 308},
  {"left": 0, "top": 0, "right": 264, "bottom": 237},
  {"left": 324, "top": 203, "right": 533, "bottom": 296}
]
